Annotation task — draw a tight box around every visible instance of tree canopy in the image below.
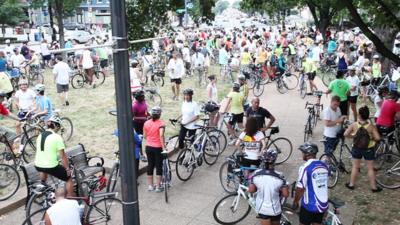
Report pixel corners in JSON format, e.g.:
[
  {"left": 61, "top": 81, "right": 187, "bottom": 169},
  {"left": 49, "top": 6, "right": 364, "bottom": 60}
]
[
  {"left": 213, "top": 0, "right": 230, "bottom": 14},
  {"left": 0, "top": 0, "right": 27, "bottom": 38}
]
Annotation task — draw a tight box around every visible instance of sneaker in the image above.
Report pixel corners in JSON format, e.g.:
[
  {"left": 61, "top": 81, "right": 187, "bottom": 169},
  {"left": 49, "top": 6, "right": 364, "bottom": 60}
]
[
  {"left": 141, "top": 155, "right": 148, "bottom": 162},
  {"left": 66, "top": 101, "right": 69, "bottom": 106},
  {"left": 147, "top": 185, "right": 155, "bottom": 192},
  {"left": 93, "top": 84, "right": 97, "bottom": 89},
  {"left": 372, "top": 187, "right": 383, "bottom": 193},
  {"left": 155, "top": 186, "right": 164, "bottom": 193}
]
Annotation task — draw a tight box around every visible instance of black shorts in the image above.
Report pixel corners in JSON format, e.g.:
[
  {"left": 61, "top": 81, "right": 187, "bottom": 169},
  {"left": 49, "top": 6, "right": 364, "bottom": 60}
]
[
  {"left": 170, "top": 78, "right": 182, "bottom": 84},
  {"left": 306, "top": 71, "right": 316, "bottom": 81},
  {"left": 229, "top": 113, "right": 244, "bottom": 125},
  {"left": 351, "top": 147, "right": 375, "bottom": 160},
  {"left": 56, "top": 84, "right": 69, "bottom": 93},
  {"left": 299, "top": 207, "right": 325, "bottom": 225},
  {"left": 241, "top": 158, "right": 260, "bottom": 168},
  {"left": 35, "top": 165, "right": 70, "bottom": 181},
  {"left": 42, "top": 55, "right": 51, "bottom": 61},
  {"left": 100, "top": 59, "right": 108, "bottom": 68},
  {"left": 257, "top": 213, "right": 281, "bottom": 222},
  {"left": 339, "top": 100, "right": 348, "bottom": 116},
  {"left": 348, "top": 95, "right": 358, "bottom": 104}
]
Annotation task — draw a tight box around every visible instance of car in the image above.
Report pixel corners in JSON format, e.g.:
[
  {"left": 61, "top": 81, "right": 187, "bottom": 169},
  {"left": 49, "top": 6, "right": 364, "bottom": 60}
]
[
  {"left": 64, "top": 23, "right": 86, "bottom": 30},
  {"left": 65, "top": 30, "right": 92, "bottom": 44}
]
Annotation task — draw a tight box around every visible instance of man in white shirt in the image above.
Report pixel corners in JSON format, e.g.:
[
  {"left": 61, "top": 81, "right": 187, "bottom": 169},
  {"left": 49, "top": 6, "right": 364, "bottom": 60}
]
[
  {"left": 323, "top": 96, "right": 346, "bottom": 153},
  {"left": 15, "top": 79, "right": 35, "bottom": 136},
  {"left": 44, "top": 187, "right": 82, "bottom": 225},
  {"left": 167, "top": 51, "right": 184, "bottom": 101},
  {"left": 182, "top": 43, "right": 191, "bottom": 76},
  {"left": 141, "top": 52, "right": 154, "bottom": 81},
  {"left": 40, "top": 39, "right": 52, "bottom": 67},
  {"left": 191, "top": 49, "right": 205, "bottom": 86},
  {"left": 53, "top": 56, "right": 71, "bottom": 106},
  {"left": 4, "top": 39, "right": 15, "bottom": 60},
  {"left": 80, "top": 47, "right": 95, "bottom": 88},
  {"left": 10, "top": 48, "right": 26, "bottom": 69},
  {"left": 346, "top": 66, "right": 360, "bottom": 122}
]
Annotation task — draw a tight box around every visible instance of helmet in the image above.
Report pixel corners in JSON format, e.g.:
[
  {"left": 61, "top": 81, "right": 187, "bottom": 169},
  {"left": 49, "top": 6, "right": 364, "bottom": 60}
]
[
  {"left": 18, "top": 79, "right": 28, "bottom": 86},
  {"left": 34, "top": 84, "right": 45, "bottom": 93},
  {"left": 0, "top": 92, "right": 7, "bottom": 98},
  {"left": 134, "top": 90, "right": 145, "bottom": 99},
  {"left": 151, "top": 106, "right": 162, "bottom": 115},
  {"left": 373, "top": 54, "right": 380, "bottom": 59},
  {"left": 261, "top": 149, "right": 278, "bottom": 164},
  {"left": 233, "top": 82, "right": 241, "bottom": 90},
  {"left": 238, "top": 74, "right": 246, "bottom": 81},
  {"left": 131, "top": 59, "right": 139, "bottom": 65},
  {"left": 48, "top": 115, "right": 62, "bottom": 126},
  {"left": 183, "top": 88, "right": 194, "bottom": 96},
  {"left": 378, "top": 85, "right": 389, "bottom": 94},
  {"left": 298, "top": 142, "right": 318, "bottom": 155}
]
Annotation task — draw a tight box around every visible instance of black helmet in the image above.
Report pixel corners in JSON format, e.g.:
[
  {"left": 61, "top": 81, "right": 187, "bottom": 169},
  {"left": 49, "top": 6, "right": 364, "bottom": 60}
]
[
  {"left": 134, "top": 90, "right": 145, "bottom": 99},
  {"left": 298, "top": 142, "right": 318, "bottom": 155},
  {"left": 183, "top": 88, "right": 194, "bottom": 95},
  {"left": 233, "top": 82, "right": 241, "bottom": 91},
  {"left": 261, "top": 149, "right": 278, "bottom": 164},
  {"left": 378, "top": 85, "right": 389, "bottom": 95}
]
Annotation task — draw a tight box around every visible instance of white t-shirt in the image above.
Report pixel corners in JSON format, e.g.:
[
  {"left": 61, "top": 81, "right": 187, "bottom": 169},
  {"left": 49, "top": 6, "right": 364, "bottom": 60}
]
[
  {"left": 181, "top": 101, "right": 200, "bottom": 130},
  {"left": 15, "top": 89, "right": 36, "bottom": 111},
  {"left": 312, "top": 46, "right": 322, "bottom": 62},
  {"left": 10, "top": 54, "right": 25, "bottom": 68},
  {"left": 238, "top": 131, "right": 265, "bottom": 160},
  {"left": 142, "top": 55, "right": 154, "bottom": 68},
  {"left": 167, "top": 58, "right": 184, "bottom": 79},
  {"left": 252, "top": 169, "right": 287, "bottom": 216},
  {"left": 374, "top": 95, "right": 383, "bottom": 118},
  {"left": 40, "top": 43, "right": 50, "bottom": 56},
  {"left": 4, "top": 45, "right": 15, "bottom": 55},
  {"left": 53, "top": 61, "right": 71, "bottom": 85},
  {"left": 191, "top": 52, "right": 205, "bottom": 68},
  {"left": 47, "top": 199, "right": 82, "bottom": 225},
  {"left": 323, "top": 106, "right": 342, "bottom": 138},
  {"left": 81, "top": 50, "right": 94, "bottom": 69},
  {"left": 346, "top": 75, "right": 360, "bottom": 96},
  {"left": 207, "top": 83, "right": 218, "bottom": 103},
  {"left": 182, "top": 47, "right": 191, "bottom": 62}
]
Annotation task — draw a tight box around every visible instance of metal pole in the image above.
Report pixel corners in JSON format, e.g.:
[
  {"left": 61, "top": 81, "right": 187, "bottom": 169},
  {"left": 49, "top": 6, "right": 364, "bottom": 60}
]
[
  {"left": 184, "top": 0, "right": 188, "bottom": 27},
  {"left": 110, "top": 0, "right": 140, "bottom": 225}
]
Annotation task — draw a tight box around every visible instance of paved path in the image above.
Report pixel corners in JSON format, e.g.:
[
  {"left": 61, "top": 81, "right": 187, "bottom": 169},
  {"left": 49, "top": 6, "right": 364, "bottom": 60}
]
[{"left": 0, "top": 76, "right": 355, "bottom": 225}]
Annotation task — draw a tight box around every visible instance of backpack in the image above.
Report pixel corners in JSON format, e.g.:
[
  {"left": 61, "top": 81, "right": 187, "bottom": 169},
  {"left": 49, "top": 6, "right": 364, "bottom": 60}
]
[
  {"left": 353, "top": 122, "right": 370, "bottom": 149},
  {"left": 270, "top": 54, "right": 278, "bottom": 67}
]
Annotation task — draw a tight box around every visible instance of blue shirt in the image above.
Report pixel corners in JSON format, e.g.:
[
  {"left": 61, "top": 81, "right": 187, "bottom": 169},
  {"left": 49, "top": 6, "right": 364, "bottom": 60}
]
[
  {"left": 112, "top": 129, "right": 141, "bottom": 160},
  {"left": 327, "top": 40, "right": 336, "bottom": 54},
  {"left": 0, "top": 58, "right": 7, "bottom": 72},
  {"left": 278, "top": 56, "right": 286, "bottom": 71},
  {"left": 65, "top": 41, "right": 73, "bottom": 49},
  {"left": 219, "top": 48, "right": 229, "bottom": 65},
  {"left": 297, "top": 159, "right": 329, "bottom": 213},
  {"left": 35, "top": 95, "right": 53, "bottom": 121}
]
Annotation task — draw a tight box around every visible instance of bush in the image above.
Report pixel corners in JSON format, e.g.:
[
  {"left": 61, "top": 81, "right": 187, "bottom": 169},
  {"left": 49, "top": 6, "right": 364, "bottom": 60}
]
[{"left": 0, "top": 37, "right": 18, "bottom": 44}]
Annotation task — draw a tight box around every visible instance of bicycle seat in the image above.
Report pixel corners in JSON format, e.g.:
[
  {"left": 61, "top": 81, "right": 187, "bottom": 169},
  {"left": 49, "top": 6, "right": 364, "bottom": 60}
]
[
  {"left": 329, "top": 199, "right": 345, "bottom": 209},
  {"left": 313, "top": 91, "right": 323, "bottom": 96},
  {"left": 270, "top": 126, "right": 279, "bottom": 135}
]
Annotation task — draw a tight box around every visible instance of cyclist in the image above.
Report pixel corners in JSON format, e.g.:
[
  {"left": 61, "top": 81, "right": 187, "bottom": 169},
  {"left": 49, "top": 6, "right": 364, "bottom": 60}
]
[
  {"left": 326, "top": 70, "right": 350, "bottom": 116},
  {"left": 178, "top": 88, "right": 200, "bottom": 149},
  {"left": 143, "top": 106, "right": 166, "bottom": 192},
  {"left": 343, "top": 106, "right": 382, "bottom": 192},
  {"left": 218, "top": 43, "right": 229, "bottom": 80},
  {"left": 0, "top": 92, "right": 20, "bottom": 154},
  {"left": 246, "top": 97, "right": 276, "bottom": 132},
  {"left": 371, "top": 55, "right": 382, "bottom": 85},
  {"left": 29, "top": 84, "right": 53, "bottom": 121},
  {"left": 167, "top": 51, "right": 184, "bottom": 101},
  {"left": 15, "top": 79, "right": 35, "bottom": 134},
  {"left": 322, "top": 96, "right": 347, "bottom": 153},
  {"left": 301, "top": 54, "right": 318, "bottom": 93},
  {"left": 277, "top": 50, "right": 287, "bottom": 77},
  {"left": 53, "top": 56, "right": 71, "bottom": 106},
  {"left": 80, "top": 46, "right": 95, "bottom": 88},
  {"left": 132, "top": 90, "right": 148, "bottom": 161},
  {"left": 248, "top": 149, "right": 289, "bottom": 225},
  {"left": 376, "top": 91, "right": 400, "bottom": 135},
  {"left": 206, "top": 75, "right": 219, "bottom": 127},
  {"left": 374, "top": 86, "right": 389, "bottom": 121},
  {"left": 0, "top": 51, "right": 7, "bottom": 72},
  {"left": 43, "top": 187, "right": 81, "bottom": 225},
  {"left": 238, "top": 74, "right": 249, "bottom": 111},
  {"left": 191, "top": 48, "right": 205, "bottom": 86},
  {"left": 346, "top": 66, "right": 360, "bottom": 122},
  {"left": 34, "top": 115, "right": 74, "bottom": 196},
  {"left": 293, "top": 142, "right": 329, "bottom": 225},
  {"left": 10, "top": 48, "right": 25, "bottom": 69},
  {"left": 226, "top": 82, "right": 244, "bottom": 142}
]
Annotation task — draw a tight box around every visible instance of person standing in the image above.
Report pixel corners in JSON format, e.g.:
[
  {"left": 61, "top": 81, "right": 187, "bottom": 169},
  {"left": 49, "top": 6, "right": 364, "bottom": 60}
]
[
  {"left": 218, "top": 44, "right": 229, "bottom": 80},
  {"left": 346, "top": 66, "right": 360, "bottom": 122},
  {"left": 80, "top": 47, "right": 95, "bottom": 88},
  {"left": 191, "top": 49, "right": 205, "bottom": 86},
  {"left": 53, "top": 56, "right": 71, "bottom": 106},
  {"left": 178, "top": 89, "right": 200, "bottom": 149},
  {"left": 206, "top": 75, "right": 219, "bottom": 127},
  {"left": 40, "top": 40, "right": 52, "bottom": 67},
  {"left": 374, "top": 86, "right": 389, "bottom": 121},
  {"left": 327, "top": 70, "right": 350, "bottom": 116},
  {"left": 225, "top": 82, "right": 244, "bottom": 141},
  {"left": 246, "top": 97, "right": 276, "bottom": 132},
  {"left": 371, "top": 55, "right": 382, "bottom": 85},
  {"left": 337, "top": 48, "right": 349, "bottom": 74},
  {"left": 322, "top": 96, "right": 347, "bottom": 153},
  {"left": 344, "top": 106, "right": 382, "bottom": 192},
  {"left": 293, "top": 142, "right": 329, "bottom": 225},
  {"left": 14, "top": 79, "right": 35, "bottom": 133},
  {"left": 301, "top": 55, "right": 318, "bottom": 93},
  {"left": 167, "top": 52, "right": 184, "bottom": 101},
  {"left": 132, "top": 90, "right": 148, "bottom": 162}
]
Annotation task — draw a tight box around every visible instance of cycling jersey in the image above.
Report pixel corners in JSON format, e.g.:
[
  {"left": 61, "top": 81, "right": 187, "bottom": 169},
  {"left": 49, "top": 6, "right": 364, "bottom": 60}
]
[
  {"left": 297, "top": 159, "right": 329, "bottom": 213},
  {"left": 238, "top": 131, "right": 264, "bottom": 160},
  {"left": 34, "top": 130, "right": 66, "bottom": 168}
]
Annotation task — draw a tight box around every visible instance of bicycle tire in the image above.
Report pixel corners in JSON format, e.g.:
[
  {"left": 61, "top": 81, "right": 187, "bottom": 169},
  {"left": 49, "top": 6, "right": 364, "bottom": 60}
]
[
  {"left": 22, "top": 134, "right": 38, "bottom": 163},
  {"left": 247, "top": 74, "right": 257, "bottom": 89},
  {"left": 29, "top": 73, "right": 44, "bottom": 87},
  {"left": 339, "top": 144, "right": 352, "bottom": 173},
  {"left": 213, "top": 193, "right": 251, "bottom": 225},
  {"left": 219, "top": 161, "right": 241, "bottom": 194},
  {"left": 319, "top": 154, "right": 339, "bottom": 188},
  {"left": 375, "top": 153, "right": 400, "bottom": 189},
  {"left": 162, "top": 159, "right": 171, "bottom": 203},
  {"left": 252, "top": 82, "right": 265, "bottom": 97},
  {"left": 322, "top": 72, "right": 334, "bottom": 88},
  {"left": 0, "top": 164, "right": 20, "bottom": 201},
  {"left": 26, "top": 191, "right": 54, "bottom": 219},
  {"left": 175, "top": 148, "right": 195, "bottom": 181},
  {"left": 166, "top": 135, "right": 180, "bottom": 163},
  {"left": 71, "top": 73, "right": 85, "bottom": 89},
  {"left": 93, "top": 71, "right": 106, "bottom": 86},
  {"left": 203, "top": 135, "right": 220, "bottom": 165},
  {"left": 300, "top": 79, "right": 307, "bottom": 99},
  {"left": 21, "top": 207, "right": 48, "bottom": 225},
  {"left": 106, "top": 163, "right": 120, "bottom": 192},
  {"left": 145, "top": 90, "right": 162, "bottom": 108},
  {"left": 207, "top": 129, "right": 227, "bottom": 153},
  {"left": 267, "top": 137, "right": 293, "bottom": 165},
  {"left": 276, "top": 80, "right": 288, "bottom": 94},
  {"left": 303, "top": 118, "right": 312, "bottom": 143},
  {"left": 85, "top": 197, "right": 123, "bottom": 224},
  {"left": 152, "top": 75, "right": 165, "bottom": 88},
  {"left": 60, "top": 117, "right": 73, "bottom": 142},
  {"left": 284, "top": 74, "right": 299, "bottom": 90}
]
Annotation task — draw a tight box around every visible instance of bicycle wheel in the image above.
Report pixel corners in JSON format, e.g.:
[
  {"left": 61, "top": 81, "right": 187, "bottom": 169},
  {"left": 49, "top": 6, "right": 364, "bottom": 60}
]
[
  {"left": 22, "top": 134, "right": 38, "bottom": 163},
  {"left": 152, "top": 75, "right": 164, "bottom": 88},
  {"left": 284, "top": 73, "right": 299, "bottom": 90},
  {"left": 276, "top": 79, "right": 288, "bottom": 94},
  {"left": 375, "top": 153, "right": 400, "bottom": 189},
  {"left": 322, "top": 73, "right": 334, "bottom": 87},
  {"left": 281, "top": 205, "right": 299, "bottom": 225},
  {"left": 252, "top": 82, "right": 265, "bottom": 97},
  {"left": 26, "top": 191, "right": 54, "bottom": 219},
  {"left": 145, "top": 90, "right": 162, "bottom": 108},
  {"left": 60, "top": 117, "right": 73, "bottom": 142},
  {"left": 247, "top": 74, "right": 257, "bottom": 89},
  {"left": 213, "top": 193, "right": 251, "bottom": 225},
  {"left": 207, "top": 129, "right": 227, "bottom": 153},
  {"left": 203, "top": 135, "right": 220, "bottom": 165},
  {"left": 267, "top": 137, "right": 293, "bottom": 165},
  {"left": 21, "top": 207, "right": 48, "bottom": 225},
  {"left": 71, "top": 73, "right": 85, "bottom": 89},
  {"left": 0, "top": 164, "right": 20, "bottom": 201},
  {"left": 93, "top": 71, "right": 106, "bottom": 87},
  {"left": 300, "top": 79, "right": 307, "bottom": 99},
  {"left": 303, "top": 118, "right": 312, "bottom": 143},
  {"left": 219, "top": 161, "right": 241, "bottom": 194},
  {"left": 162, "top": 160, "right": 171, "bottom": 203},
  {"left": 319, "top": 154, "right": 339, "bottom": 188},
  {"left": 29, "top": 73, "right": 44, "bottom": 86},
  {"left": 86, "top": 197, "right": 123, "bottom": 224},
  {"left": 106, "top": 163, "right": 120, "bottom": 192},
  {"left": 339, "top": 144, "right": 352, "bottom": 172},
  {"left": 175, "top": 148, "right": 195, "bottom": 181}
]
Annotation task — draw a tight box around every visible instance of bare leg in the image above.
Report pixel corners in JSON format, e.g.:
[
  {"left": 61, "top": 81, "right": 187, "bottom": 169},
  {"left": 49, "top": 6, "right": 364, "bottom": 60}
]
[
  {"left": 65, "top": 178, "right": 74, "bottom": 197},
  {"left": 349, "top": 159, "right": 361, "bottom": 186},
  {"left": 350, "top": 102, "right": 357, "bottom": 122},
  {"left": 171, "top": 85, "right": 176, "bottom": 99},
  {"left": 176, "top": 83, "right": 180, "bottom": 100},
  {"left": 147, "top": 175, "right": 153, "bottom": 187},
  {"left": 366, "top": 160, "right": 378, "bottom": 189}
]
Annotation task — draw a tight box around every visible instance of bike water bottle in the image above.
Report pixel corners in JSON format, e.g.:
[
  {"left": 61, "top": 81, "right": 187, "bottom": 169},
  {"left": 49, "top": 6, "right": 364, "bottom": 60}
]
[{"left": 194, "top": 144, "right": 202, "bottom": 152}]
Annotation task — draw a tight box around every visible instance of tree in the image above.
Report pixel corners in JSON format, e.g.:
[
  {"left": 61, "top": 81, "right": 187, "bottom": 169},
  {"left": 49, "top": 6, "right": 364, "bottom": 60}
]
[
  {"left": 0, "top": 0, "right": 26, "bottom": 38},
  {"left": 188, "top": 0, "right": 216, "bottom": 25},
  {"left": 213, "top": 0, "right": 230, "bottom": 14},
  {"left": 232, "top": 0, "right": 241, "bottom": 9}
]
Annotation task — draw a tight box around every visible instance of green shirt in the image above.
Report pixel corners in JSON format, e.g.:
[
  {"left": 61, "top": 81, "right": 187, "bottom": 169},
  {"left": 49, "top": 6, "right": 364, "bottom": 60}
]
[
  {"left": 34, "top": 130, "right": 66, "bottom": 168},
  {"left": 96, "top": 48, "right": 108, "bottom": 60},
  {"left": 227, "top": 91, "right": 244, "bottom": 114},
  {"left": 328, "top": 79, "right": 350, "bottom": 101}
]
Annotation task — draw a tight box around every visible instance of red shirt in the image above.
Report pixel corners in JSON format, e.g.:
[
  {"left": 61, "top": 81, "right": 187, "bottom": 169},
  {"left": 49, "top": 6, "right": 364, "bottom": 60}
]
[
  {"left": 0, "top": 104, "right": 9, "bottom": 116},
  {"left": 143, "top": 119, "right": 165, "bottom": 148},
  {"left": 377, "top": 99, "right": 400, "bottom": 127}
]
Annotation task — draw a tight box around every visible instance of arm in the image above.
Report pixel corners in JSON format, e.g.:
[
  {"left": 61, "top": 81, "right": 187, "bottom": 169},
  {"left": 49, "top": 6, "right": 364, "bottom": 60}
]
[
  {"left": 261, "top": 114, "right": 276, "bottom": 132},
  {"left": 344, "top": 123, "right": 355, "bottom": 138},
  {"left": 159, "top": 125, "right": 166, "bottom": 151},
  {"left": 59, "top": 150, "right": 70, "bottom": 173},
  {"left": 44, "top": 212, "right": 52, "bottom": 225},
  {"left": 6, "top": 113, "right": 20, "bottom": 121},
  {"left": 280, "top": 185, "right": 289, "bottom": 198},
  {"left": 248, "top": 183, "right": 257, "bottom": 193},
  {"left": 292, "top": 187, "right": 305, "bottom": 208},
  {"left": 324, "top": 116, "right": 346, "bottom": 127},
  {"left": 371, "top": 125, "right": 381, "bottom": 142}
]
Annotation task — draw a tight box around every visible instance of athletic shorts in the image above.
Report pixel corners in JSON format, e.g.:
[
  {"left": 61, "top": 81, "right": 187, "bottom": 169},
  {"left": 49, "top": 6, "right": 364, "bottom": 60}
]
[
  {"left": 348, "top": 95, "right": 358, "bottom": 104},
  {"left": 35, "top": 164, "right": 70, "bottom": 181},
  {"left": 257, "top": 213, "right": 281, "bottom": 222},
  {"left": 299, "top": 207, "right": 325, "bottom": 225},
  {"left": 241, "top": 158, "right": 260, "bottom": 168},
  {"left": 339, "top": 100, "right": 348, "bottom": 116},
  {"left": 170, "top": 78, "right": 182, "bottom": 84},
  {"left": 351, "top": 147, "right": 375, "bottom": 161},
  {"left": 306, "top": 72, "right": 316, "bottom": 81},
  {"left": 100, "top": 59, "right": 108, "bottom": 69},
  {"left": 229, "top": 113, "right": 244, "bottom": 125},
  {"left": 56, "top": 84, "right": 69, "bottom": 93},
  {"left": 42, "top": 55, "right": 51, "bottom": 61}
]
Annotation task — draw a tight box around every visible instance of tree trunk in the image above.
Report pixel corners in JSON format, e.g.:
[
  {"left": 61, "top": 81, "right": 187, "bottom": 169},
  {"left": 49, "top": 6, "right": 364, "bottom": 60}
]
[
  {"left": 54, "top": 0, "right": 65, "bottom": 58},
  {"left": 48, "top": 1, "right": 56, "bottom": 42},
  {"left": 343, "top": 0, "right": 400, "bottom": 66},
  {"left": 1, "top": 24, "right": 5, "bottom": 38}
]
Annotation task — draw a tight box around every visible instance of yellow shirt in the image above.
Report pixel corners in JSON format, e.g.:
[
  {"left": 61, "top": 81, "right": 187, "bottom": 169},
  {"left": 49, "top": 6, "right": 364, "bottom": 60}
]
[
  {"left": 302, "top": 58, "right": 317, "bottom": 73},
  {"left": 241, "top": 52, "right": 251, "bottom": 65},
  {"left": 256, "top": 51, "right": 268, "bottom": 64},
  {"left": 227, "top": 91, "right": 244, "bottom": 114}
]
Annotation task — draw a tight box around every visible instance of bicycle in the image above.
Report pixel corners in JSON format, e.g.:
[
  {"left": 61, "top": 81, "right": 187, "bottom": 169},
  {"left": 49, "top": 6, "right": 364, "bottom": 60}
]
[
  {"left": 161, "top": 151, "right": 172, "bottom": 203},
  {"left": 0, "top": 163, "right": 20, "bottom": 201},
  {"left": 303, "top": 92, "right": 323, "bottom": 142},
  {"left": 374, "top": 152, "right": 400, "bottom": 189},
  {"left": 320, "top": 64, "right": 337, "bottom": 87},
  {"left": 299, "top": 70, "right": 308, "bottom": 99},
  {"left": 275, "top": 71, "right": 299, "bottom": 94},
  {"left": 71, "top": 65, "right": 106, "bottom": 89}
]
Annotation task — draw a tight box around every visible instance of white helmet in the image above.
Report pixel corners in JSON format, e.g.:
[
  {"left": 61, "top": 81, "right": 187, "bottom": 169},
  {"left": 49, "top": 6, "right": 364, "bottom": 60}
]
[
  {"left": 48, "top": 115, "right": 62, "bottom": 126},
  {"left": 18, "top": 79, "right": 28, "bottom": 86},
  {"left": 34, "top": 84, "right": 45, "bottom": 93},
  {"left": 373, "top": 54, "right": 380, "bottom": 59},
  {"left": 5, "top": 39, "right": 10, "bottom": 44}
]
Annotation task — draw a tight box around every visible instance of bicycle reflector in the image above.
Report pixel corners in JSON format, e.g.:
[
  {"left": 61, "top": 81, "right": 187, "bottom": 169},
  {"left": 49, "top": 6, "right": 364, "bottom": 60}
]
[{"left": 95, "top": 176, "right": 108, "bottom": 192}]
